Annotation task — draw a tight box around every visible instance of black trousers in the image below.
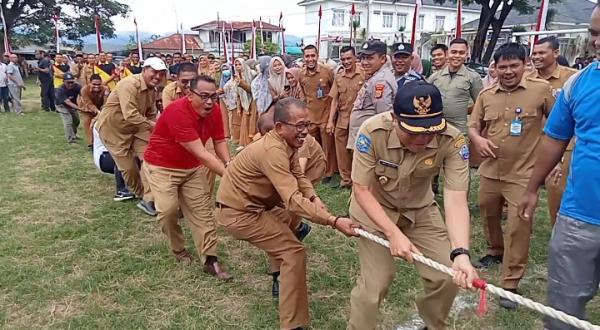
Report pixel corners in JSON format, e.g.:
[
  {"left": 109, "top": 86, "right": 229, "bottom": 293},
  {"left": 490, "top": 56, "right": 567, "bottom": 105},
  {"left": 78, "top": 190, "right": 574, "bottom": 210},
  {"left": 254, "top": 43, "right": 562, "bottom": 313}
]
[
  {"left": 40, "top": 81, "right": 55, "bottom": 111},
  {"left": 99, "top": 151, "right": 129, "bottom": 193},
  {"left": 0, "top": 87, "right": 10, "bottom": 112}
]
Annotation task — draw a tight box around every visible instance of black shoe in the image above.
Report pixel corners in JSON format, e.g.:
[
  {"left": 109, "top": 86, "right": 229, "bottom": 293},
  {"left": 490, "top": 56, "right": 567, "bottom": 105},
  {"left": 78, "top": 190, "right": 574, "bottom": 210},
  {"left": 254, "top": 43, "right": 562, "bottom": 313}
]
[
  {"left": 114, "top": 191, "right": 135, "bottom": 202},
  {"left": 137, "top": 200, "right": 157, "bottom": 216},
  {"left": 272, "top": 272, "right": 280, "bottom": 299},
  {"left": 474, "top": 254, "right": 503, "bottom": 269},
  {"left": 321, "top": 176, "right": 333, "bottom": 185},
  {"left": 295, "top": 222, "right": 312, "bottom": 242},
  {"left": 499, "top": 289, "right": 519, "bottom": 310}
]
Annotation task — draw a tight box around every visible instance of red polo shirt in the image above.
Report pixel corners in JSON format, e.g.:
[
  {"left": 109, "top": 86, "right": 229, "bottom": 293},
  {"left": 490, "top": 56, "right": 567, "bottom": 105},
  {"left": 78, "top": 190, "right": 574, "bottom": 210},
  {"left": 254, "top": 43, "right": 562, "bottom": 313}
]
[{"left": 144, "top": 97, "right": 225, "bottom": 169}]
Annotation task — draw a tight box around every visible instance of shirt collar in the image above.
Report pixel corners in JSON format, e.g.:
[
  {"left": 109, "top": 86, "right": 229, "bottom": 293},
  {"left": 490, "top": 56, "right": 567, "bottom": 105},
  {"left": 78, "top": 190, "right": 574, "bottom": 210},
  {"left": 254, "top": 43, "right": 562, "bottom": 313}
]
[
  {"left": 493, "top": 76, "right": 528, "bottom": 93},
  {"left": 304, "top": 64, "right": 322, "bottom": 76},
  {"left": 534, "top": 64, "right": 562, "bottom": 80},
  {"left": 183, "top": 97, "right": 200, "bottom": 120},
  {"left": 441, "top": 65, "right": 466, "bottom": 76},
  {"left": 138, "top": 74, "right": 149, "bottom": 92},
  {"left": 267, "top": 130, "right": 295, "bottom": 157}
]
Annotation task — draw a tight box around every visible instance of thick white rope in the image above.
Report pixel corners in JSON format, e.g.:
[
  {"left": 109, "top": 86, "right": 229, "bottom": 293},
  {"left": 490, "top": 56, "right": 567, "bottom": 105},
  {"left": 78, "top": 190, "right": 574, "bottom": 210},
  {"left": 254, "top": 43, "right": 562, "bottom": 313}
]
[{"left": 354, "top": 228, "right": 600, "bottom": 330}]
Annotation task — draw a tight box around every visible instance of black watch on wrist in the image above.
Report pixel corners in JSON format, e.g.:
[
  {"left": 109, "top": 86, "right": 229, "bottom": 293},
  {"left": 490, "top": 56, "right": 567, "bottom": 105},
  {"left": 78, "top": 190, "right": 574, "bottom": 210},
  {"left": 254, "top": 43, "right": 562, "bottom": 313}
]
[{"left": 450, "top": 248, "right": 470, "bottom": 262}]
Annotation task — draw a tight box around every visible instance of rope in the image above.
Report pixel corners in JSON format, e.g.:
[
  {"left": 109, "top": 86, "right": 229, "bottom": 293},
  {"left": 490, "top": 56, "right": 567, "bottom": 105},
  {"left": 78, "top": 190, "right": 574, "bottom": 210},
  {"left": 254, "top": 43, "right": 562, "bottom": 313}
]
[{"left": 354, "top": 228, "right": 600, "bottom": 330}]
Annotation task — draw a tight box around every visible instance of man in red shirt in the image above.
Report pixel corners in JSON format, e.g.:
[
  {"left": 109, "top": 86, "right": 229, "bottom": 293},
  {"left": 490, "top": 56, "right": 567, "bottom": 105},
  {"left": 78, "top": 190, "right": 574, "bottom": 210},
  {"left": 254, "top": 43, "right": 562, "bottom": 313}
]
[{"left": 143, "top": 75, "right": 232, "bottom": 280}]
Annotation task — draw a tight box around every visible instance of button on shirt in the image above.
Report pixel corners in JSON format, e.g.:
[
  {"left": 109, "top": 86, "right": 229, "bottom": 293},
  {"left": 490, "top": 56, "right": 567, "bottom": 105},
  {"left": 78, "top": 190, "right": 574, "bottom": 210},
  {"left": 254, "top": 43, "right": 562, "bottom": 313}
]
[
  {"left": 428, "top": 65, "right": 483, "bottom": 134},
  {"left": 468, "top": 77, "right": 554, "bottom": 182},
  {"left": 329, "top": 67, "right": 365, "bottom": 129},
  {"left": 350, "top": 112, "right": 469, "bottom": 230},
  {"left": 299, "top": 64, "right": 334, "bottom": 124},
  {"left": 144, "top": 97, "right": 225, "bottom": 169},
  {"left": 544, "top": 62, "right": 600, "bottom": 225},
  {"left": 349, "top": 66, "right": 397, "bottom": 148}
]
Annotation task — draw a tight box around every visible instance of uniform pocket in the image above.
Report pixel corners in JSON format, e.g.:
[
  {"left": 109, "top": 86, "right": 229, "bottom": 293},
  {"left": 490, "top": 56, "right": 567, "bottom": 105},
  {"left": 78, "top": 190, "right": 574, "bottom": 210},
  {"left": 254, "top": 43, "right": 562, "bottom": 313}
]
[{"left": 374, "top": 163, "right": 399, "bottom": 192}]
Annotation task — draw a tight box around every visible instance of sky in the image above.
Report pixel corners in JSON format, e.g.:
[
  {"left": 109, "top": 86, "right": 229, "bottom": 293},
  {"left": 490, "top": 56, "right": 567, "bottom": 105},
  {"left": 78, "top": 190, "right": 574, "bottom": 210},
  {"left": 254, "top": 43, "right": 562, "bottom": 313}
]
[{"left": 113, "top": 0, "right": 307, "bottom": 36}]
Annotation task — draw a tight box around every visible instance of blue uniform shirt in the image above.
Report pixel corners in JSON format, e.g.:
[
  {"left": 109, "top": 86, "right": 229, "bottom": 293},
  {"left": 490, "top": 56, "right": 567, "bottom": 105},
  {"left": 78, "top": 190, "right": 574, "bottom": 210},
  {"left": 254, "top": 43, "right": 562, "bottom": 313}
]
[{"left": 544, "top": 62, "right": 600, "bottom": 225}]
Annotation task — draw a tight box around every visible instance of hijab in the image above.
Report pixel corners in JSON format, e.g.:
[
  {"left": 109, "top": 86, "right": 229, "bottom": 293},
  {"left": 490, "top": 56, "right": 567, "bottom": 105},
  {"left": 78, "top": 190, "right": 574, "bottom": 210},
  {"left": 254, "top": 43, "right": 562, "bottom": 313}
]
[
  {"left": 268, "top": 56, "right": 287, "bottom": 96},
  {"left": 285, "top": 67, "right": 304, "bottom": 100},
  {"left": 482, "top": 61, "right": 497, "bottom": 89},
  {"left": 252, "top": 55, "right": 273, "bottom": 114},
  {"left": 411, "top": 52, "right": 423, "bottom": 74},
  {"left": 234, "top": 58, "right": 254, "bottom": 112}
]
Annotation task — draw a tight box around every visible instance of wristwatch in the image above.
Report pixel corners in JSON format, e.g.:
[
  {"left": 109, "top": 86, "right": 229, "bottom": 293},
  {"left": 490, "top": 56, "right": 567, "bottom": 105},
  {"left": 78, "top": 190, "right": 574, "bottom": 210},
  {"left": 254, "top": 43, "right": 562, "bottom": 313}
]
[{"left": 450, "top": 248, "right": 470, "bottom": 262}]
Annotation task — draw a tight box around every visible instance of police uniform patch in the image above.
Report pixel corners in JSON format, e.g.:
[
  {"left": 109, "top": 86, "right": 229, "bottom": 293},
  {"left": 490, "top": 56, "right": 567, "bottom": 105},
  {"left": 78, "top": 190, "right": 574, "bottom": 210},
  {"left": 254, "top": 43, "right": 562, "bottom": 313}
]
[
  {"left": 356, "top": 133, "right": 372, "bottom": 153},
  {"left": 453, "top": 136, "right": 466, "bottom": 149},
  {"left": 374, "top": 84, "right": 385, "bottom": 99},
  {"left": 459, "top": 144, "right": 470, "bottom": 160}
]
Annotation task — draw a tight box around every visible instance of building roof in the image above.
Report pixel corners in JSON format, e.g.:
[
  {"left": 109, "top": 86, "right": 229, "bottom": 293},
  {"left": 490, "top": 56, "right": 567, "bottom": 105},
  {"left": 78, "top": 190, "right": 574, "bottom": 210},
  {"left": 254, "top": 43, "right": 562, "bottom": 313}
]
[
  {"left": 191, "top": 20, "right": 281, "bottom": 32},
  {"left": 142, "top": 33, "right": 203, "bottom": 51},
  {"left": 297, "top": 0, "right": 480, "bottom": 11},
  {"left": 462, "top": 0, "right": 594, "bottom": 30}
]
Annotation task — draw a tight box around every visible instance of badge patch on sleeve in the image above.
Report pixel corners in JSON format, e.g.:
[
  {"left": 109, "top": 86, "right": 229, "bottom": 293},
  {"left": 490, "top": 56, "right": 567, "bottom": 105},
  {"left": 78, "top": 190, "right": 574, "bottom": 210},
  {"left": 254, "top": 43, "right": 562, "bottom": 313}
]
[
  {"left": 374, "top": 84, "right": 385, "bottom": 99},
  {"left": 356, "top": 133, "right": 372, "bottom": 153},
  {"left": 459, "top": 144, "right": 470, "bottom": 160},
  {"left": 453, "top": 136, "right": 466, "bottom": 149}
]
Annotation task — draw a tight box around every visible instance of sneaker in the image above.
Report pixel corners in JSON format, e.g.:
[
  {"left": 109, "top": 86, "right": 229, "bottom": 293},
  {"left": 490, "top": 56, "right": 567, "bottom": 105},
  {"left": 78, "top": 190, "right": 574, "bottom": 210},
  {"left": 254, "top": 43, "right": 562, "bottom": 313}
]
[
  {"left": 499, "top": 289, "right": 519, "bottom": 310},
  {"left": 137, "top": 200, "right": 157, "bottom": 216},
  {"left": 295, "top": 222, "right": 312, "bottom": 242},
  {"left": 114, "top": 191, "right": 135, "bottom": 202},
  {"left": 272, "top": 272, "right": 280, "bottom": 299},
  {"left": 474, "top": 254, "right": 503, "bottom": 269}
]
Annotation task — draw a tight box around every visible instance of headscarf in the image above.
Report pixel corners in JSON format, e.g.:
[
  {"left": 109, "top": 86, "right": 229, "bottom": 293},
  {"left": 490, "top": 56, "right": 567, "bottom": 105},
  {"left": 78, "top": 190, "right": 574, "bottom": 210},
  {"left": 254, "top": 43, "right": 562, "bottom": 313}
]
[
  {"left": 220, "top": 63, "right": 231, "bottom": 89},
  {"left": 482, "top": 61, "right": 497, "bottom": 89},
  {"left": 411, "top": 52, "right": 423, "bottom": 74},
  {"left": 285, "top": 67, "right": 305, "bottom": 100},
  {"left": 234, "top": 58, "right": 254, "bottom": 112},
  {"left": 252, "top": 55, "right": 273, "bottom": 114},
  {"left": 268, "top": 56, "right": 287, "bottom": 96}
]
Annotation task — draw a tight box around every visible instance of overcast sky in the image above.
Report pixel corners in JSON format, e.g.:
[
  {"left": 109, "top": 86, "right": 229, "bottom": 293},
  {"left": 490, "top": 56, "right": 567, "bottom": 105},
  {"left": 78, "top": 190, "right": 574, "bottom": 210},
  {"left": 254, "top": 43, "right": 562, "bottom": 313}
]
[{"left": 113, "top": 0, "right": 307, "bottom": 36}]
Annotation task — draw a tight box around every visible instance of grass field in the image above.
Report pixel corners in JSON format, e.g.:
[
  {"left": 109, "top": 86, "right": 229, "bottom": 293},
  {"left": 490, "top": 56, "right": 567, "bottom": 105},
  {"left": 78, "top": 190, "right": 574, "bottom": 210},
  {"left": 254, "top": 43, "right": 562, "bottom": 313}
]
[{"left": 1, "top": 78, "right": 599, "bottom": 329}]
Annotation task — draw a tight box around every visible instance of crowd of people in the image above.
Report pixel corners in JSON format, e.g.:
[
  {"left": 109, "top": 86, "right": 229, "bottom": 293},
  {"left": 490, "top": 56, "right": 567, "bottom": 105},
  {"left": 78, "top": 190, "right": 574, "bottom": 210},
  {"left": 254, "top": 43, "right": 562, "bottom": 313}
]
[{"left": 21, "top": 4, "right": 600, "bottom": 329}]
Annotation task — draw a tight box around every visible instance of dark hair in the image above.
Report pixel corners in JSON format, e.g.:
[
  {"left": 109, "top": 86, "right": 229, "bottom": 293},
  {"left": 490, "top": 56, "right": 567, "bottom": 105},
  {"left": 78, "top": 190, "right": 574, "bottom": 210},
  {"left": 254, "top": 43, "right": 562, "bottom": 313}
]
[
  {"left": 535, "top": 36, "right": 560, "bottom": 50},
  {"left": 557, "top": 55, "right": 570, "bottom": 67},
  {"left": 340, "top": 46, "right": 355, "bottom": 56},
  {"left": 302, "top": 45, "right": 318, "bottom": 54},
  {"left": 273, "top": 97, "right": 307, "bottom": 124},
  {"left": 75, "top": 54, "right": 83, "bottom": 58},
  {"left": 130, "top": 51, "right": 139, "bottom": 57},
  {"left": 449, "top": 38, "right": 469, "bottom": 47},
  {"left": 166, "top": 54, "right": 172, "bottom": 58},
  {"left": 430, "top": 44, "right": 448, "bottom": 54},
  {"left": 257, "top": 110, "right": 275, "bottom": 135},
  {"left": 493, "top": 42, "right": 527, "bottom": 63},
  {"left": 90, "top": 74, "right": 102, "bottom": 81},
  {"left": 191, "top": 75, "right": 216, "bottom": 90},
  {"left": 177, "top": 62, "right": 197, "bottom": 76},
  {"left": 173, "top": 52, "right": 182, "bottom": 56}
]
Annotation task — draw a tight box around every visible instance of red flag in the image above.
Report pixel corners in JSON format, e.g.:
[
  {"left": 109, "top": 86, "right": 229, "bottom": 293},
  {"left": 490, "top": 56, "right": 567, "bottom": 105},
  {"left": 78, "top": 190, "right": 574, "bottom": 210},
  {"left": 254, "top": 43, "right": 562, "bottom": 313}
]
[
  {"left": 280, "top": 12, "right": 285, "bottom": 54},
  {"left": 531, "top": 0, "right": 550, "bottom": 54},
  {"left": 95, "top": 15, "right": 103, "bottom": 53},
  {"left": 410, "top": 0, "right": 422, "bottom": 49},
  {"left": 317, "top": 5, "right": 322, "bottom": 53},
  {"left": 0, "top": 6, "right": 11, "bottom": 53},
  {"left": 456, "top": 0, "right": 462, "bottom": 39}
]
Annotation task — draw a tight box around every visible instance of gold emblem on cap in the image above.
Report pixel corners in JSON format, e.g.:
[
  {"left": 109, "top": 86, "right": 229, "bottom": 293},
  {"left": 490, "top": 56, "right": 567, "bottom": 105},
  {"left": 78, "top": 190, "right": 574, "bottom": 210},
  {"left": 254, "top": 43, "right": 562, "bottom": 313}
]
[
  {"left": 413, "top": 95, "right": 432, "bottom": 115},
  {"left": 424, "top": 158, "right": 434, "bottom": 166},
  {"left": 378, "top": 176, "right": 388, "bottom": 185}
]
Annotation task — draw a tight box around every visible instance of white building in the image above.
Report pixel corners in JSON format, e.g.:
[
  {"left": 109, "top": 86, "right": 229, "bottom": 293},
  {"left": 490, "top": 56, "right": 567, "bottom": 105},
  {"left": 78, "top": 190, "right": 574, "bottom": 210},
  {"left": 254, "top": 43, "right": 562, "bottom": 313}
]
[
  {"left": 191, "top": 20, "right": 282, "bottom": 57},
  {"left": 298, "top": 0, "right": 481, "bottom": 59}
]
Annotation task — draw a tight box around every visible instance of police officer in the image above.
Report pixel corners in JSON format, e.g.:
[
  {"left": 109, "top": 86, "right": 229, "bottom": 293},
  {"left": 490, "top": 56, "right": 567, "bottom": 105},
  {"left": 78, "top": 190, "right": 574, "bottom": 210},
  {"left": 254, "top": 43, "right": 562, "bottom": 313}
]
[
  {"left": 348, "top": 40, "right": 397, "bottom": 149},
  {"left": 216, "top": 98, "right": 358, "bottom": 330},
  {"left": 468, "top": 43, "right": 554, "bottom": 309},
  {"left": 391, "top": 43, "right": 424, "bottom": 86},
  {"left": 530, "top": 36, "right": 578, "bottom": 226},
  {"left": 348, "top": 80, "right": 478, "bottom": 330}
]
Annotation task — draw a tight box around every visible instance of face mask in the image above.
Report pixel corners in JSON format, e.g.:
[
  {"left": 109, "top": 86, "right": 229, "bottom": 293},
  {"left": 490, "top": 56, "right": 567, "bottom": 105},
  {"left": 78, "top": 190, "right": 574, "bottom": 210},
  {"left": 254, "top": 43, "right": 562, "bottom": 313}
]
[{"left": 222, "top": 70, "right": 231, "bottom": 78}]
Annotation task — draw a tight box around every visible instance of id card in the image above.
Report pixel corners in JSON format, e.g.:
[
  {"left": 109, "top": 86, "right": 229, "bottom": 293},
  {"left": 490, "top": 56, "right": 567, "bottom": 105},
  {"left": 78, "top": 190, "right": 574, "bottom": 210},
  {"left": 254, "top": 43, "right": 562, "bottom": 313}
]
[
  {"left": 510, "top": 119, "right": 522, "bottom": 136},
  {"left": 317, "top": 87, "right": 324, "bottom": 98}
]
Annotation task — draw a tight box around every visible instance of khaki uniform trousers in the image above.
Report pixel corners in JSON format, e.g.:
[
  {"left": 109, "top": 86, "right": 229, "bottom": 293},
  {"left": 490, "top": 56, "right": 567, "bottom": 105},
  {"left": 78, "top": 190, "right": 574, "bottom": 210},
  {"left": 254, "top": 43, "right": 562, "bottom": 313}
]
[
  {"left": 309, "top": 124, "right": 337, "bottom": 178},
  {"left": 348, "top": 205, "right": 458, "bottom": 330},
  {"left": 143, "top": 163, "right": 218, "bottom": 258},
  {"left": 79, "top": 112, "right": 96, "bottom": 146},
  {"left": 334, "top": 127, "right": 352, "bottom": 185},
  {"left": 479, "top": 176, "right": 533, "bottom": 289},
  {"left": 218, "top": 206, "right": 309, "bottom": 330},
  {"left": 230, "top": 110, "right": 242, "bottom": 144},
  {"left": 545, "top": 149, "right": 572, "bottom": 226}
]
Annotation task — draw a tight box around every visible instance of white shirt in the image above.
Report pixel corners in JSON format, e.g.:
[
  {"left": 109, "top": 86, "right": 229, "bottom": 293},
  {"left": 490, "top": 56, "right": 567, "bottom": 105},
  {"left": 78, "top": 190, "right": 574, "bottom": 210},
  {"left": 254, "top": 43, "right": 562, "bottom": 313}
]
[
  {"left": 0, "top": 62, "right": 8, "bottom": 87},
  {"left": 93, "top": 124, "right": 108, "bottom": 171}
]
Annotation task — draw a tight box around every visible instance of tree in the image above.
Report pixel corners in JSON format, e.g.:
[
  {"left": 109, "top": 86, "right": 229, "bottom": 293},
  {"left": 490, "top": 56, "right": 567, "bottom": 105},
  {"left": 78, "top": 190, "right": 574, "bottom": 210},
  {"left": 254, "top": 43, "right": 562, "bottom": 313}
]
[
  {"left": 0, "top": 0, "right": 129, "bottom": 51},
  {"left": 243, "top": 35, "right": 278, "bottom": 55},
  {"left": 434, "top": 0, "right": 560, "bottom": 63}
]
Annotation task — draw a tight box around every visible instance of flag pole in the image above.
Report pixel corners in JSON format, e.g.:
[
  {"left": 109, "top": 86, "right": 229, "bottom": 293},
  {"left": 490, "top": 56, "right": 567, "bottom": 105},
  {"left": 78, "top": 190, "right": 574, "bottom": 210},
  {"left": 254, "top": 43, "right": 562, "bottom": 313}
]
[
  {"left": 279, "top": 12, "right": 285, "bottom": 54},
  {"left": 134, "top": 17, "right": 142, "bottom": 59},
  {"left": 455, "top": 0, "right": 462, "bottom": 39},
  {"left": 259, "top": 17, "right": 264, "bottom": 53},
  {"left": 317, "top": 5, "right": 322, "bottom": 53},
  {"left": 230, "top": 22, "right": 235, "bottom": 64},
  {"left": 53, "top": 14, "right": 60, "bottom": 53},
  {"left": 95, "top": 15, "right": 103, "bottom": 53},
  {"left": 410, "top": 0, "right": 421, "bottom": 49},
  {"left": 350, "top": 3, "right": 356, "bottom": 47},
  {"left": 0, "top": 6, "right": 11, "bottom": 53},
  {"left": 531, "top": 0, "right": 549, "bottom": 54},
  {"left": 217, "top": 12, "right": 221, "bottom": 59},
  {"left": 181, "top": 23, "right": 186, "bottom": 54}
]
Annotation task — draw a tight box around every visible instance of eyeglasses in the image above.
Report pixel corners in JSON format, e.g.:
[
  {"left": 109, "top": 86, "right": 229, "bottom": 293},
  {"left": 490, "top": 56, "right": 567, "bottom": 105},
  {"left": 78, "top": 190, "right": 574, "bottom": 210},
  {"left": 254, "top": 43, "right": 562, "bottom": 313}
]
[
  {"left": 190, "top": 89, "right": 219, "bottom": 101},
  {"left": 280, "top": 121, "right": 313, "bottom": 132}
]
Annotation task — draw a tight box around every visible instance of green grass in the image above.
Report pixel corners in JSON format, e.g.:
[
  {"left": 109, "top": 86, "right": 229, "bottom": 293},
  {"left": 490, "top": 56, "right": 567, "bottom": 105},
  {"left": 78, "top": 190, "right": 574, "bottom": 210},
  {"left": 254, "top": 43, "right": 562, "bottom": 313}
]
[{"left": 1, "top": 78, "right": 599, "bottom": 329}]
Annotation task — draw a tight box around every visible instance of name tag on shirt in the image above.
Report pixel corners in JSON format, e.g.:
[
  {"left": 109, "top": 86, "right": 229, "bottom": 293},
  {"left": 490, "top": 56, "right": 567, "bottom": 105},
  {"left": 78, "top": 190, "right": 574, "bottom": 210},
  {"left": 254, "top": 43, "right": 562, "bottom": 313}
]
[
  {"left": 510, "top": 119, "right": 522, "bottom": 136},
  {"left": 378, "top": 159, "right": 399, "bottom": 168}
]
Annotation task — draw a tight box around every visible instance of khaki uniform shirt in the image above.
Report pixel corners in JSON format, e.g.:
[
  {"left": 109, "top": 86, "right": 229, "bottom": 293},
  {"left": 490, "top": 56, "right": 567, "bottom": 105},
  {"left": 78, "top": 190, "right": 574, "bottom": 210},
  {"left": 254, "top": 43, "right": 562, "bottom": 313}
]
[
  {"left": 468, "top": 77, "right": 555, "bottom": 182},
  {"left": 530, "top": 65, "right": 578, "bottom": 151},
  {"left": 78, "top": 64, "right": 95, "bottom": 87},
  {"left": 78, "top": 84, "right": 108, "bottom": 114},
  {"left": 298, "top": 134, "right": 326, "bottom": 186},
  {"left": 217, "top": 130, "right": 332, "bottom": 224},
  {"left": 162, "top": 81, "right": 184, "bottom": 108},
  {"left": 299, "top": 64, "right": 334, "bottom": 125},
  {"left": 350, "top": 112, "right": 469, "bottom": 230},
  {"left": 428, "top": 65, "right": 483, "bottom": 134},
  {"left": 329, "top": 67, "right": 365, "bottom": 130},
  {"left": 349, "top": 66, "right": 397, "bottom": 149},
  {"left": 95, "top": 74, "right": 157, "bottom": 156}
]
